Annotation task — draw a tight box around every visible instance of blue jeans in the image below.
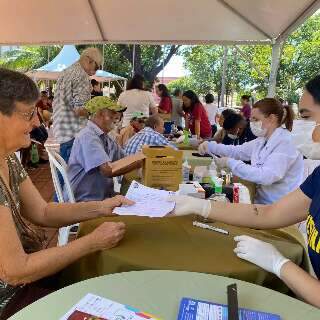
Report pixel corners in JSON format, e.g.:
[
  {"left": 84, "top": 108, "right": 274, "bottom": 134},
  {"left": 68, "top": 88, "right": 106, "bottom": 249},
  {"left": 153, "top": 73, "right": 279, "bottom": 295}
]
[{"left": 54, "top": 138, "right": 75, "bottom": 202}]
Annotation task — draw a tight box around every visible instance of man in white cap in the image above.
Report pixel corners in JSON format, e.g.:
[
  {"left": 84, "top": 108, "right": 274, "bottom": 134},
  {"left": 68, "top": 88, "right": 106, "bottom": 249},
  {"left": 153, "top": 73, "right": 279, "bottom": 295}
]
[{"left": 52, "top": 47, "right": 103, "bottom": 163}]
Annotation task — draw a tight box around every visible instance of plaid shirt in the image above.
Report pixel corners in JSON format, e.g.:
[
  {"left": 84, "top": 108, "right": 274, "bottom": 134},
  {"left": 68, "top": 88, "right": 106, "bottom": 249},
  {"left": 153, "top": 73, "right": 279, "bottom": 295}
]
[
  {"left": 52, "top": 62, "right": 91, "bottom": 144},
  {"left": 124, "top": 127, "right": 176, "bottom": 155}
]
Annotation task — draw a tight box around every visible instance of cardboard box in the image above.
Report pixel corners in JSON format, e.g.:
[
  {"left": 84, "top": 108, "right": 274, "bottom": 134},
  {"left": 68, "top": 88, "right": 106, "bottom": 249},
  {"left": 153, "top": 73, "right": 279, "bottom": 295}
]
[{"left": 142, "top": 146, "right": 183, "bottom": 191}]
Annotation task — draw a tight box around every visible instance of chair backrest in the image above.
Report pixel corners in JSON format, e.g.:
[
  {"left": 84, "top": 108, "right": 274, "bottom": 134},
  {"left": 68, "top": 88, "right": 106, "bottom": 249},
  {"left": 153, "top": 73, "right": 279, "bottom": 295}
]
[{"left": 46, "top": 147, "right": 75, "bottom": 203}]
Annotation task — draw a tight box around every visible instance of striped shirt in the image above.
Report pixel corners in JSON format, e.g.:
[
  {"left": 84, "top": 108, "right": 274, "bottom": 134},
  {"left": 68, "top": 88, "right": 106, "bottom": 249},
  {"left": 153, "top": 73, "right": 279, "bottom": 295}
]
[
  {"left": 52, "top": 62, "right": 91, "bottom": 144},
  {"left": 124, "top": 127, "right": 176, "bottom": 155}
]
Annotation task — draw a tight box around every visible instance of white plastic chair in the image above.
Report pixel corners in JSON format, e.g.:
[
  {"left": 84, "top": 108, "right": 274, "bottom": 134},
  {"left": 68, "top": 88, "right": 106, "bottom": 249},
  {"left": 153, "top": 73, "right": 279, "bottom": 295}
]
[{"left": 46, "top": 147, "right": 78, "bottom": 246}]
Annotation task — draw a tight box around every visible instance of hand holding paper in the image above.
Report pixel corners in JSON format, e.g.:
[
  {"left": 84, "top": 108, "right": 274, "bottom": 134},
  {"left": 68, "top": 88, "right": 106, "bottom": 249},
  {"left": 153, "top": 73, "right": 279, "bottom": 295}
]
[{"left": 113, "top": 181, "right": 176, "bottom": 217}]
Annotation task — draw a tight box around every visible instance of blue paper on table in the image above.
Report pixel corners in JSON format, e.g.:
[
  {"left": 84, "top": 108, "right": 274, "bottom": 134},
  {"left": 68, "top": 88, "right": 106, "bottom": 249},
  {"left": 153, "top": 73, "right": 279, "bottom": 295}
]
[{"left": 177, "top": 297, "right": 281, "bottom": 320}]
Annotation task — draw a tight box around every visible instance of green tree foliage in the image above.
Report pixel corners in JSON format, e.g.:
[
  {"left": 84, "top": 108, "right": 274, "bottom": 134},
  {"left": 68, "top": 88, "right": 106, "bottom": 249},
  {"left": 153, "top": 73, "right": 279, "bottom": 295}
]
[
  {"left": 0, "top": 44, "right": 179, "bottom": 91},
  {"left": 181, "top": 14, "right": 320, "bottom": 103},
  {"left": 0, "top": 46, "right": 61, "bottom": 71}
]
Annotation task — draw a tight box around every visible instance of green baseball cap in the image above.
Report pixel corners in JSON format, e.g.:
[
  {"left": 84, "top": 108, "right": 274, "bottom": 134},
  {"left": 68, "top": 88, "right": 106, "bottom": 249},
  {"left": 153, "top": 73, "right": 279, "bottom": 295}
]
[
  {"left": 85, "top": 96, "right": 127, "bottom": 114},
  {"left": 131, "top": 112, "right": 146, "bottom": 120}
]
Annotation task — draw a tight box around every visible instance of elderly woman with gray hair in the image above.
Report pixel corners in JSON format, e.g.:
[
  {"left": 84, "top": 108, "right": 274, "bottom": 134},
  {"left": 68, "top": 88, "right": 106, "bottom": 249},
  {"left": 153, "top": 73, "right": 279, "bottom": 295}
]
[{"left": 0, "top": 69, "right": 132, "bottom": 319}]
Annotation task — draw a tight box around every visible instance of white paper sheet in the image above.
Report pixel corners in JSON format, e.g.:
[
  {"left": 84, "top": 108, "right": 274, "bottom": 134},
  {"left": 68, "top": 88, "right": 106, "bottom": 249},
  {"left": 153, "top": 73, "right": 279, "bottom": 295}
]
[
  {"left": 113, "top": 180, "right": 175, "bottom": 217},
  {"left": 60, "top": 293, "right": 159, "bottom": 320}
]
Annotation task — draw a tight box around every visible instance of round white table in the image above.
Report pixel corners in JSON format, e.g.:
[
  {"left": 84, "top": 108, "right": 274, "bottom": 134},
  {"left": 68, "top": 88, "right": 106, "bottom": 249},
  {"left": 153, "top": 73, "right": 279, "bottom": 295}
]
[{"left": 9, "top": 270, "right": 320, "bottom": 320}]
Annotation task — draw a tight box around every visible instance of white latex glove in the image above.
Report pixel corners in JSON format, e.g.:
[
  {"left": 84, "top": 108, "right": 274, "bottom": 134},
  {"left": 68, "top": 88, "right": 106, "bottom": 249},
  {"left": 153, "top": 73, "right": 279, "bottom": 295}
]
[
  {"left": 198, "top": 141, "right": 209, "bottom": 155},
  {"left": 214, "top": 156, "right": 229, "bottom": 169},
  {"left": 167, "top": 195, "right": 211, "bottom": 218},
  {"left": 234, "top": 235, "right": 290, "bottom": 278}
]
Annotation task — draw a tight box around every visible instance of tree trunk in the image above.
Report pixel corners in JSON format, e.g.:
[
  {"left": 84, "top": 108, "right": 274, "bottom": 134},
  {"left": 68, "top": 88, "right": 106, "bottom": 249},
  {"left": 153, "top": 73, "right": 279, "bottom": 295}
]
[
  {"left": 267, "top": 40, "right": 284, "bottom": 98},
  {"left": 220, "top": 46, "right": 228, "bottom": 108}
]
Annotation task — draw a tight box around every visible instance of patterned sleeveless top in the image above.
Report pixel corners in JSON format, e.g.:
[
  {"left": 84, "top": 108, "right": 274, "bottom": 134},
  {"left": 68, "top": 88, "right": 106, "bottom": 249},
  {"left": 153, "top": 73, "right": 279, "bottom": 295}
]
[{"left": 0, "top": 154, "right": 47, "bottom": 313}]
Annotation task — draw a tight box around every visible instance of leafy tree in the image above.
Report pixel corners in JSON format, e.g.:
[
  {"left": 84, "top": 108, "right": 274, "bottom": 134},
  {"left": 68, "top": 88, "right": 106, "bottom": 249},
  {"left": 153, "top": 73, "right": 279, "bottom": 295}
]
[{"left": 0, "top": 46, "right": 61, "bottom": 71}]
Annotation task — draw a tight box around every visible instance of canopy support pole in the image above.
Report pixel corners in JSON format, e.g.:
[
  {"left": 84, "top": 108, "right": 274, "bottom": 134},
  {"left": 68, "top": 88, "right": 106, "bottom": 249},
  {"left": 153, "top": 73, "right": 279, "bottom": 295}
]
[
  {"left": 132, "top": 44, "right": 136, "bottom": 76},
  {"left": 220, "top": 46, "right": 228, "bottom": 108},
  {"left": 267, "top": 39, "right": 284, "bottom": 98},
  {"left": 102, "top": 44, "right": 105, "bottom": 70}
]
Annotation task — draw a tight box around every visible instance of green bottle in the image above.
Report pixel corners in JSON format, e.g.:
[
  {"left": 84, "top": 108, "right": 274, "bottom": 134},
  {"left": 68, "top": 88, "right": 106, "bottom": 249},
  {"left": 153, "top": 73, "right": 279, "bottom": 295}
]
[
  {"left": 183, "top": 129, "right": 189, "bottom": 145},
  {"left": 31, "top": 143, "right": 39, "bottom": 165}
]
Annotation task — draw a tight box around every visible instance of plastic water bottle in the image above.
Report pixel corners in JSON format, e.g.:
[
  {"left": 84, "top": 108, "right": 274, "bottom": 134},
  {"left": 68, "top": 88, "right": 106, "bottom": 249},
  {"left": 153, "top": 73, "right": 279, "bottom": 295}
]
[
  {"left": 30, "top": 143, "right": 39, "bottom": 167},
  {"left": 182, "top": 160, "right": 191, "bottom": 182},
  {"left": 183, "top": 129, "right": 190, "bottom": 145}
]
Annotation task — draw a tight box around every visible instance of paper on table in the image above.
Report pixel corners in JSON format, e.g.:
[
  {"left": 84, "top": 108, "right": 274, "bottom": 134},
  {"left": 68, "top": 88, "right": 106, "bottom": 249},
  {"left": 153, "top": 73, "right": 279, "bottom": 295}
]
[
  {"left": 60, "top": 293, "right": 160, "bottom": 320},
  {"left": 113, "top": 180, "right": 175, "bottom": 217}
]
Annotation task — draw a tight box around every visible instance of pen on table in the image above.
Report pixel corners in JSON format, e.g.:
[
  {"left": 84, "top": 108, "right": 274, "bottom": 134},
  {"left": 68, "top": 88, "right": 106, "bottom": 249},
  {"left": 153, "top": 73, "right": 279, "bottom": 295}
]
[{"left": 193, "top": 221, "right": 229, "bottom": 235}]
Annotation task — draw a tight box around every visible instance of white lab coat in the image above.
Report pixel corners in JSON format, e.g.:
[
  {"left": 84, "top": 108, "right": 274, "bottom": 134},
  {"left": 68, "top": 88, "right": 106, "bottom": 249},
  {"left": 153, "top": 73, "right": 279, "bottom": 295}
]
[{"left": 208, "top": 127, "right": 304, "bottom": 204}]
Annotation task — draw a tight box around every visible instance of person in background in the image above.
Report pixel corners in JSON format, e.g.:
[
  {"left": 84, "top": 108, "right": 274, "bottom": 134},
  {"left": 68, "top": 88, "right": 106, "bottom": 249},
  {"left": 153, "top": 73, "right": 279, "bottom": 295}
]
[
  {"left": 36, "top": 91, "right": 52, "bottom": 123},
  {"left": 156, "top": 84, "right": 172, "bottom": 118},
  {"left": 204, "top": 93, "right": 218, "bottom": 136},
  {"left": 91, "top": 79, "right": 103, "bottom": 98},
  {"left": 125, "top": 115, "right": 176, "bottom": 155},
  {"left": 0, "top": 69, "right": 131, "bottom": 319},
  {"left": 116, "top": 112, "right": 146, "bottom": 148},
  {"left": 199, "top": 98, "right": 303, "bottom": 204},
  {"left": 118, "top": 74, "right": 157, "bottom": 128},
  {"left": 240, "top": 94, "right": 252, "bottom": 121},
  {"left": 221, "top": 113, "right": 256, "bottom": 146},
  {"left": 67, "top": 96, "right": 142, "bottom": 202},
  {"left": 213, "top": 108, "right": 236, "bottom": 143},
  {"left": 171, "top": 88, "right": 184, "bottom": 128},
  {"left": 182, "top": 90, "right": 212, "bottom": 139},
  {"left": 53, "top": 47, "right": 102, "bottom": 164},
  {"left": 170, "top": 76, "right": 320, "bottom": 309}
]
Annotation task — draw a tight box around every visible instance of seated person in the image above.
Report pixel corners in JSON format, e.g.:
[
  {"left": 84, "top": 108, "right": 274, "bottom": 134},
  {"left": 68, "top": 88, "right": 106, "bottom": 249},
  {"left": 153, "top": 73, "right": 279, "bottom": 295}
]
[
  {"left": 221, "top": 113, "right": 256, "bottom": 145},
  {"left": 36, "top": 91, "right": 52, "bottom": 123},
  {"left": 171, "top": 76, "right": 320, "bottom": 308},
  {"left": 116, "top": 112, "right": 146, "bottom": 147},
  {"left": 91, "top": 79, "right": 103, "bottom": 98},
  {"left": 213, "top": 108, "right": 236, "bottom": 143},
  {"left": 67, "top": 96, "right": 142, "bottom": 202},
  {"left": 124, "top": 115, "right": 176, "bottom": 155},
  {"left": 199, "top": 98, "right": 303, "bottom": 204},
  {"left": 0, "top": 69, "right": 130, "bottom": 319}
]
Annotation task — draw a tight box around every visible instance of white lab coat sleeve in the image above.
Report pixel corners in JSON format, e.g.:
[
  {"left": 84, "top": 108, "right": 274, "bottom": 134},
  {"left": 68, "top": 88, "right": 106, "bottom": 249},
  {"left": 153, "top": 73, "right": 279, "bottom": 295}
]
[
  {"left": 207, "top": 140, "right": 255, "bottom": 162},
  {"left": 227, "top": 151, "right": 298, "bottom": 185}
]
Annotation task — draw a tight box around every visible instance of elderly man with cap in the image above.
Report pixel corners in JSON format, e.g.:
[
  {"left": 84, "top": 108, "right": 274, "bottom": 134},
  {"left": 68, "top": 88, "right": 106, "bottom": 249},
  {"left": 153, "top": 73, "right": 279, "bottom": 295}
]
[
  {"left": 116, "top": 112, "right": 147, "bottom": 148},
  {"left": 52, "top": 47, "right": 103, "bottom": 164},
  {"left": 66, "top": 96, "right": 143, "bottom": 202}
]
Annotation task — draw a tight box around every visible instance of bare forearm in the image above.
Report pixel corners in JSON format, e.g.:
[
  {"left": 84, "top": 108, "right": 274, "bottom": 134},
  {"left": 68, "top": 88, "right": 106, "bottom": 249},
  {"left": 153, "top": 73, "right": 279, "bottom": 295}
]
[
  {"left": 7, "top": 235, "right": 95, "bottom": 285},
  {"left": 209, "top": 202, "right": 288, "bottom": 229},
  {"left": 42, "top": 201, "right": 106, "bottom": 227},
  {"left": 280, "top": 262, "right": 320, "bottom": 308}
]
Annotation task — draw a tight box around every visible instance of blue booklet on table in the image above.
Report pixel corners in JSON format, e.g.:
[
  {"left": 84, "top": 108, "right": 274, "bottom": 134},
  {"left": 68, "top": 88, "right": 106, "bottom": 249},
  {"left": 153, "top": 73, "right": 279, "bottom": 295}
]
[{"left": 177, "top": 297, "right": 281, "bottom": 320}]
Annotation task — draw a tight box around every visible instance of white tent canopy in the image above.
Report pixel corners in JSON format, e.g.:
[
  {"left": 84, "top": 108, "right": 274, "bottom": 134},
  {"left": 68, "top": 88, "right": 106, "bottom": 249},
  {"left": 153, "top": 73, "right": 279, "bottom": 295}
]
[
  {"left": 26, "top": 45, "right": 126, "bottom": 83},
  {"left": 0, "top": 0, "right": 319, "bottom": 45}
]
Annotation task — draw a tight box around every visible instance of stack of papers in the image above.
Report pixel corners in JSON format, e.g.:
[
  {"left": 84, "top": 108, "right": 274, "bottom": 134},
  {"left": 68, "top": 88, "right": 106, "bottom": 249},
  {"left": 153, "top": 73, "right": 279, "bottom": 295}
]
[
  {"left": 60, "top": 293, "right": 160, "bottom": 320},
  {"left": 113, "top": 181, "right": 175, "bottom": 218}
]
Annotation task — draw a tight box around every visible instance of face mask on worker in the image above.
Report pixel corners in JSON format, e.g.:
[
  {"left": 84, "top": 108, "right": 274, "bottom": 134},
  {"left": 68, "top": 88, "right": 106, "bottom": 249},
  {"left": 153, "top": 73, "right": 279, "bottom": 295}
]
[
  {"left": 250, "top": 121, "right": 267, "bottom": 137},
  {"left": 227, "top": 133, "right": 238, "bottom": 140}
]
